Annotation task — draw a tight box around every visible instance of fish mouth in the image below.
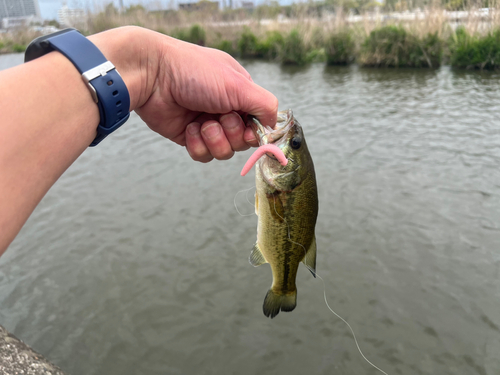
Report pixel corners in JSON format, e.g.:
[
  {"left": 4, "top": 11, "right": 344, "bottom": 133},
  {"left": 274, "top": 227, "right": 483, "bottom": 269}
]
[
  {"left": 249, "top": 110, "right": 294, "bottom": 146},
  {"left": 265, "top": 153, "right": 278, "bottom": 161}
]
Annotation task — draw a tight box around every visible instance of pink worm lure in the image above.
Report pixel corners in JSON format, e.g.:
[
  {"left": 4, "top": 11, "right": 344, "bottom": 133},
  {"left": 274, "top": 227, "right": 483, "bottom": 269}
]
[{"left": 240, "top": 144, "right": 288, "bottom": 176}]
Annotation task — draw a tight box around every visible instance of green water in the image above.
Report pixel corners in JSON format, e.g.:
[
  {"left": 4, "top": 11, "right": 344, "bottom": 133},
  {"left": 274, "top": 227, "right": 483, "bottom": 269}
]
[{"left": 1, "top": 56, "right": 500, "bottom": 375}]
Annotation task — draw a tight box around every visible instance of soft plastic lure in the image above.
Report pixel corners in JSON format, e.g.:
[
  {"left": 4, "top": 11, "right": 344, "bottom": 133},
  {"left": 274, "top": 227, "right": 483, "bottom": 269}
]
[{"left": 240, "top": 144, "right": 288, "bottom": 176}]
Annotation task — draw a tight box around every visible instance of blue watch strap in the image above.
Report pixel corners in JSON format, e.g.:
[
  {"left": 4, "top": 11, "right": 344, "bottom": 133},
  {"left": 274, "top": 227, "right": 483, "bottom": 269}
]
[
  {"left": 89, "top": 69, "right": 129, "bottom": 146},
  {"left": 25, "top": 29, "right": 130, "bottom": 147},
  {"left": 43, "top": 30, "right": 107, "bottom": 73}
]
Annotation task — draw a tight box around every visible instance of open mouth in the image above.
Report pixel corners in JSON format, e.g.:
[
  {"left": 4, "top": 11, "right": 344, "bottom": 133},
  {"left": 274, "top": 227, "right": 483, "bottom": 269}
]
[{"left": 248, "top": 110, "right": 294, "bottom": 146}]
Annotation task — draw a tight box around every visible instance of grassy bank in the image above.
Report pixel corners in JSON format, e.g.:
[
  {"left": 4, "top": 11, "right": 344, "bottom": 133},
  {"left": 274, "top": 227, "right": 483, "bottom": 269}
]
[
  {"left": 4, "top": 4, "right": 500, "bottom": 70},
  {"left": 0, "top": 30, "right": 39, "bottom": 54}
]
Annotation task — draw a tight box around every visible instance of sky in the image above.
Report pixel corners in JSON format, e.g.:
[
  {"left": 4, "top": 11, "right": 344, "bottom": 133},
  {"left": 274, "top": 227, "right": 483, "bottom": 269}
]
[{"left": 38, "top": 0, "right": 295, "bottom": 20}]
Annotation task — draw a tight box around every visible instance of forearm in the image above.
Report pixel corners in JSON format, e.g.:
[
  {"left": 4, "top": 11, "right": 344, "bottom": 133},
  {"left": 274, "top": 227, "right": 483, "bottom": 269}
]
[{"left": 0, "top": 27, "right": 156, "bottom": 254}]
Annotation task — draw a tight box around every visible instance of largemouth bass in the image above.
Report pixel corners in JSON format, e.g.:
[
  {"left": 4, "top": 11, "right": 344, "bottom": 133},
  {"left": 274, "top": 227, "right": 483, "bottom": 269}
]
[{"left": 249, "top": 110, "right": 318, "bottom": 318}]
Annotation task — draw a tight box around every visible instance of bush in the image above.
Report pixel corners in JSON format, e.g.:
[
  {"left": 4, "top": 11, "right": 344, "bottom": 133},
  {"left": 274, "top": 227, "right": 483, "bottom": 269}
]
[
  {"left": 237, "top": 28, "right": 259, "bottom": 58},
  {"left": 213, "top": 39, "right": 236, "bottom": 56},
  {"left": 187, "top": 24, "right": 206, "bottom": 46},
  {"left": 172, "top": 24, "right": 206, "bottom": 46},
  {"left": 257, "top": 30, "right": 285, "bottom": 59},
  {"left": 306, "top": 48, "right": 327, "bottom": 63},
  {"left": 280, "top": 29, "right": 308, "bottom": 66},
  {"left": 360, "top": 26, "right": 442, "bottom": 68},
  {"left": 325, "top": 31, "right": 355, "bottom": 65},
  {"left": 450, "top": 27, "right": 500, "bottom": 70},
  {"left": 12, "top": 44, "right": 26, "bottom": 53}
]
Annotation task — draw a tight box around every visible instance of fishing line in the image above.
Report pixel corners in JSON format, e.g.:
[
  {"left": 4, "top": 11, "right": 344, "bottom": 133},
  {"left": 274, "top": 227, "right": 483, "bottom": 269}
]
[
  {"left": 234, "top": 186, "right": 256, "bottom": 217},
  {"left": 272, "top": 197, "right": 389, "bottom": 375},
  {"left": 245, "top": 186, "right": 255, "bottom": 206}
]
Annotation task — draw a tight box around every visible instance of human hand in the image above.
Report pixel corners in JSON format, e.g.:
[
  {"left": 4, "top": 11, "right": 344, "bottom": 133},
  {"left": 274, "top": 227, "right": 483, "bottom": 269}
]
[{"left": 90, "top": 27, "right": 278, "bottom": 162}]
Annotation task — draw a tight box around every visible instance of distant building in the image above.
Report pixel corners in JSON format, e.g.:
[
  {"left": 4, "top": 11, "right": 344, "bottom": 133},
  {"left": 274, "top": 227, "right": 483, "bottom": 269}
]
[
  {"left": 0, "top": 0, "right": 41, "bottom": 29},
  {"left": 58, "top": 1, "right": 86, "bottom": 28},
  {"left": 241, "top": 1, "right": 254, "bottom": 10},
  {"left": 179, "top": 1, "right": 219, "bottom": 12}
]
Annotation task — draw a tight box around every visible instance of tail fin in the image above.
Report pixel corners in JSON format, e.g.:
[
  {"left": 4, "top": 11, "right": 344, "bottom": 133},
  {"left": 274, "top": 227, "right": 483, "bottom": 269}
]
[{"left": 263, "top": 289, "right": 297, "bottom": 318}]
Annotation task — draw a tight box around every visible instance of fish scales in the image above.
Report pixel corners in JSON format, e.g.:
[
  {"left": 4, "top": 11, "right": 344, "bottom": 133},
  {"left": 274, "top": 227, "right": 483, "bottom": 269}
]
[{"left": 249, "top": 110, "right": 318, "bottom": 318}]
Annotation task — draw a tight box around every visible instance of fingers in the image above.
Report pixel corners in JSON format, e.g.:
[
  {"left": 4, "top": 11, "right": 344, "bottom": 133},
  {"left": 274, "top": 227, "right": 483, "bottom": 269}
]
[
  {"left": 244, "top": 126, "right": 259, "bottom": 148},
  {"left": 185, "top": 112, "right": 257, "bottom": 162},
  {"left": 220, "top": 112, "right": 250, "bottom": 152},
  {"left": 200, "top": 121, "right": 234, "bottom": 160},
  {"left": 185, "top": 122, "right": 213, "bottom": 163}
]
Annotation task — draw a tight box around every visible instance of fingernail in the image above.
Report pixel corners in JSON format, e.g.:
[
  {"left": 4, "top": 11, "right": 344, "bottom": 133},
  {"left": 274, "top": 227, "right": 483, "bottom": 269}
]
[
  {"left": 246, "top": 135, "right": 257, "bottom": 143},
  {"left": 187, "top": 122, "right": 200, "bottom": 135},
  {"left": 220, "top": 112, "right": 240, "bottom": 130},
  {"left": 202, "top": 122, "right": 221, "bottom": 139}
]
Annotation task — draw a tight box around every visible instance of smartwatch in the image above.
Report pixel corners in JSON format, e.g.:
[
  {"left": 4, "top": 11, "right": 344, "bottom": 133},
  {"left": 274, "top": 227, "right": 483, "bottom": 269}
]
[{"left": 25, "top": 28, "right": 130, "bottom": 146}]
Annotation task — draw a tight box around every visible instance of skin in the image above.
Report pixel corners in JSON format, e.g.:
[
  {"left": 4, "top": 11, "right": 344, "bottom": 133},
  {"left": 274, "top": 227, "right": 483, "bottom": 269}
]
[{"left": 0, "top": 26, "right": 278, "bottom": 255}]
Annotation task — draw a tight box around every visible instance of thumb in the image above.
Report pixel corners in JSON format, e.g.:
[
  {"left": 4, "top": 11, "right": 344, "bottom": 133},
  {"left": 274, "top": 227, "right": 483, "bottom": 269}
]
[{"left": 231, "top": 78, "right": 278, "bottom": 128}]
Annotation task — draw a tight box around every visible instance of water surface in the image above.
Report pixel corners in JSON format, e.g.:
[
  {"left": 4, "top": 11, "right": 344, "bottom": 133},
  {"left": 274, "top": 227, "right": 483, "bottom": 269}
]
[{"left": 1, "top": 55, "right": 499, "bottom": 375}]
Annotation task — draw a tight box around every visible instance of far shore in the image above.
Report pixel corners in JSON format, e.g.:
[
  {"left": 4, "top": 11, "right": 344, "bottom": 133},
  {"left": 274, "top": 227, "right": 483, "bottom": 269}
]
[{"left": 2, "top": 5, "right": 500, "bottom": 69}]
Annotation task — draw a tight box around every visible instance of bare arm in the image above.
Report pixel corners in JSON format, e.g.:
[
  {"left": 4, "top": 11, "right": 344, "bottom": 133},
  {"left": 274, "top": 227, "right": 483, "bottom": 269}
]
[{"left": 0, "top": 26, "right": 278, "bottom": 255}]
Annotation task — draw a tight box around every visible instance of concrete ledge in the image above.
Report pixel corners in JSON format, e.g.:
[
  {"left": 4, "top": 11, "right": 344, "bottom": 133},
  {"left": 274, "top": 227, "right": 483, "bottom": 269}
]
[{"left": 0, "top": 324, "right": 67, "bottom": 375}]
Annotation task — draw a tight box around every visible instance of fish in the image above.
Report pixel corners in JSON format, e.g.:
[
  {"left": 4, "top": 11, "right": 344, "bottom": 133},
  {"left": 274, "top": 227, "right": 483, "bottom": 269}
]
[{"left": 248, "top": 109, "right": 318, "bottom": 318}]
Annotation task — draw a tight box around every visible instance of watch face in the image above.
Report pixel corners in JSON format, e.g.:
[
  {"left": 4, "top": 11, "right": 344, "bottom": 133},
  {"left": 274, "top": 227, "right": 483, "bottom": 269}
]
[{"left": 25, "top": 28, "right": 78, "bottom": 63}]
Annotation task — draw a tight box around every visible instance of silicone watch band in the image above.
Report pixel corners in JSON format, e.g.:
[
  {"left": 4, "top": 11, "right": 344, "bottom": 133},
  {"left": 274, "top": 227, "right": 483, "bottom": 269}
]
[{"left": 25, "top": 29, "right": 130, "bottom": 146}]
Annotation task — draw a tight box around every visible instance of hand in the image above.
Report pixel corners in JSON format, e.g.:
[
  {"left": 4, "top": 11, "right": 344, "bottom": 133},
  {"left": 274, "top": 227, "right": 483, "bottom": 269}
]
[{"left": 91, "top": 27, "right": 278, "bottom": 162}]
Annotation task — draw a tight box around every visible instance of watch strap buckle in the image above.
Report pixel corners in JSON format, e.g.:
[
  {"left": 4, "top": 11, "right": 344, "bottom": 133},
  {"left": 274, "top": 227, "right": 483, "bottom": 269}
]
[{"left": 82, "top": 61, "right": 116, "bottom": 103}]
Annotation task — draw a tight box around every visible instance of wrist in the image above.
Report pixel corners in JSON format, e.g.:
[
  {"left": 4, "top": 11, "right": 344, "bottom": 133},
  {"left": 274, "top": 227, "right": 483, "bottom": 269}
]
[{"left": 88, "top": 26, "right": 163, "bottom": 112}]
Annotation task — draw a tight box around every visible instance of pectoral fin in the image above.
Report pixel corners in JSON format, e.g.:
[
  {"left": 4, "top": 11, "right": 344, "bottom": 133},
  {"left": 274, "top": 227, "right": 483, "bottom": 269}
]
[
  {"left": 249, "top": 243, "right": 267, "bottom": 267},
  {"left": 301, "top": 236, "right": 317, "bottom": 278}
]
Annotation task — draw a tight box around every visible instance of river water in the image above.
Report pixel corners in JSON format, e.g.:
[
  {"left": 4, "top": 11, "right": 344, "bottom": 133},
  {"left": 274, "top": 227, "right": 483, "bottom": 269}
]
[{"left": 1, "top": 53, "right": 500, "bottom": 375}]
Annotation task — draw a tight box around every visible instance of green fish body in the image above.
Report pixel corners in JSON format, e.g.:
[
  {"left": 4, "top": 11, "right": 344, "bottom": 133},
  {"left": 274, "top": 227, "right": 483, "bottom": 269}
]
[{"left": 249, "top": 110, "right": 319, "bottom": 318}]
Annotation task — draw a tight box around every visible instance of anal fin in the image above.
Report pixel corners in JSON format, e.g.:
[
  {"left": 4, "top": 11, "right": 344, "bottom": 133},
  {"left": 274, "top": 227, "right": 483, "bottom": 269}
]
[
  {"left": 301, "top": 235, "right": 317, "bottom": 278},
  {"left": 249, "top": 243, "right": 267, "bottom": 267}
]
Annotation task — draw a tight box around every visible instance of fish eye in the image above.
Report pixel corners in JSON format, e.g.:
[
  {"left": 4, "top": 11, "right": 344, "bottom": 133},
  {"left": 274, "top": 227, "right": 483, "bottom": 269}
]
[{"left": 290, "top": 137, "right": 302, "bottom": 150}]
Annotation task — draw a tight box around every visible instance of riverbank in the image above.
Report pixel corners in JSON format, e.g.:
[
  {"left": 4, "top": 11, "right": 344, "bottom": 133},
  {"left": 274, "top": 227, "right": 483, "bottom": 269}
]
[
  {"left": 3, "top": 6, "right": 500, "bottom": 69},
  {"left": 0, "top": 324, "right": 66, "bottom": 374}
]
